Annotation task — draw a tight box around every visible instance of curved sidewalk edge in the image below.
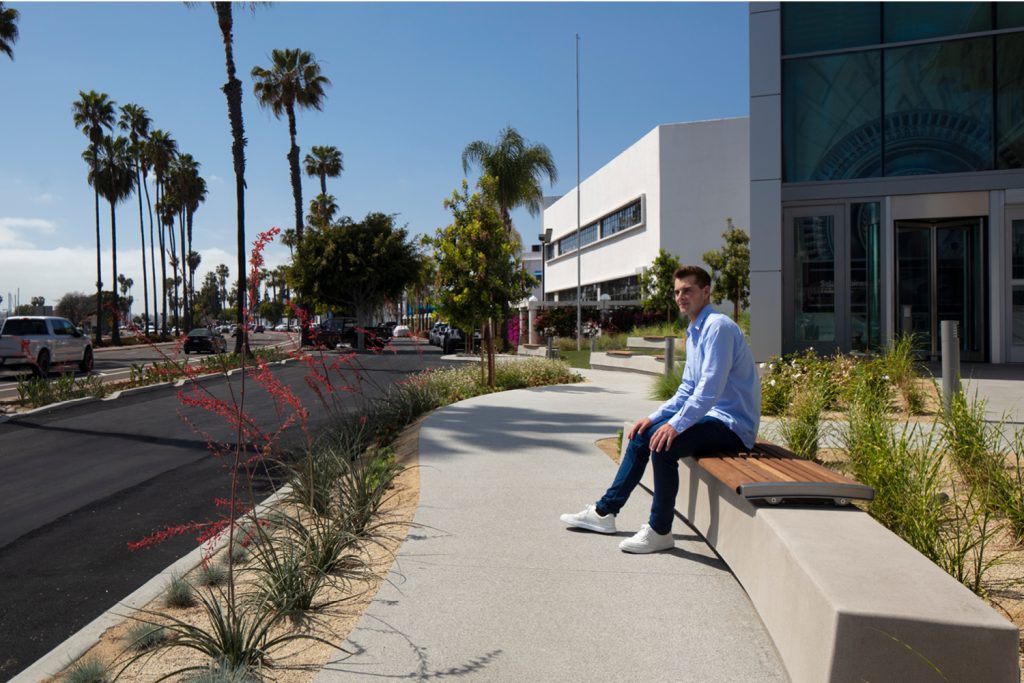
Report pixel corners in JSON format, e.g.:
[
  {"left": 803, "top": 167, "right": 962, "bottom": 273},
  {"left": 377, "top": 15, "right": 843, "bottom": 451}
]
[{"left": 313, "top": 368, "right": 788, "bottom": 682}]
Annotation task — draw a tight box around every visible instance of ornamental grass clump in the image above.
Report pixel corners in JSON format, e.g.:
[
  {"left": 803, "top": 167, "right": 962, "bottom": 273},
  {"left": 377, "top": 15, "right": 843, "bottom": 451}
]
[
  {"left": 17, "top": 372, "right": 106, "bottom": 408},
  {"left": 164, "top": 573, "right": 196, "bottom": 608},
  {"left": 181, "top": 658, "right": 261, "bottom": 683},
  {"left": 779, "top": 373, "right": 830, "bottom": 460},
  {"left": 880, "top": 333, "right": 928, "bottom": 414},
  {"left": 124, "top": 623, "right": 170, "bottom": 652},
  {"left": 651, "top": 362, "right": 685, "bottom": 401},
  {"left": 196, "top": 563, "right": 228, "bottom": 588},
  {"left": 63, "top": 656, "right": 110, "bottom": 683}
]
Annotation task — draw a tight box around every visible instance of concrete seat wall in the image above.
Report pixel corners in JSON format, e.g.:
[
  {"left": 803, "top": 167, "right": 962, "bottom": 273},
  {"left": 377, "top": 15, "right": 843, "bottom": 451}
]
[{"left": 626, "top": 428, "right": 1020, "bottom": 682}]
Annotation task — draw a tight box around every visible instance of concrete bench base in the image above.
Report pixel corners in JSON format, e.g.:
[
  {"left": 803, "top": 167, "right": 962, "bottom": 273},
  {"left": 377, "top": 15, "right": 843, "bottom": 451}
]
[
  {"left": 623, "top": 425, "right": 1020, "bottom": 682},
  {"left": 591, "top": 351, "right": 666, "bottom": 375}
]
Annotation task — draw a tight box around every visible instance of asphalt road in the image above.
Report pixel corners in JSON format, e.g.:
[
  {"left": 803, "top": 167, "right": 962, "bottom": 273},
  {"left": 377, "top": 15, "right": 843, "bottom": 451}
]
[
  {"left": 0, "top": 339, "right": 451, "bottom": 679},
  {"left": 0, "top": 331, "right": 292, "bottom": 404}
]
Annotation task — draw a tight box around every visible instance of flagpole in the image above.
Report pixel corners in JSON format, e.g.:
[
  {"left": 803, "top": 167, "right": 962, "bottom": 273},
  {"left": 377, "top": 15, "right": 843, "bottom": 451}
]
[{"left": 575, "top": 32, "right": 582, "bottom": 352}]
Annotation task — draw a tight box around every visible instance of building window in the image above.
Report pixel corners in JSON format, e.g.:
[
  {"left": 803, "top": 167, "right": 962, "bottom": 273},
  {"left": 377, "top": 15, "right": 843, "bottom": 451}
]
[
  {"left": 782, "top": 2, "right": 881, "bottom": 56},
  {"left": 603, "top": 275, "right": 640, "bottom": 301},
  {"left": 558, "top": 232, "right": 578, "bottom": 256},
  {"left": 997, "top": 33, "right": 1024, "bottom": 169},
  {"left": 545, "top": 243, "right": 555, "bottom": 261},
  {"left": 998, "top": 2, "right": 1024, "bottom": 29},
  {"left": 783, "top": 51, "right": 882, "bottom": 181},
  {"left": 883, "top": 37, "right": 993, "bottom": 175},
  {"left": 601, "top": 200, "right": 642, "bottom": 238},
  {"left": 883, "top": 2, "right": 991, "bottom": 43},
  {"left": 580, "top": 223, "right": 598, "bottom": 247},
  {"left": 850, "top": 203, "right": 882, "bottom": 351}
]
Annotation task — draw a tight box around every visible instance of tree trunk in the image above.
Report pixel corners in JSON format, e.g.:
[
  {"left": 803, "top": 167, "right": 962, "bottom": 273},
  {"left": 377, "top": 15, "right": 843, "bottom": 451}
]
[
  {"left": 143, "top": 169, "right": 157, "bottom": 333},
  {"left": 110, "top": 199, "right": 121, "bottom": 345},
  {"left": 179, "top": 210, "right": 188, "bottom": 330},
  {"left": 93, "top": 170, "right": 103, "bottom": 347},
  {"left": 218, "top": 1, "right": 249, "bottom": 356},
  {"left": 285, "top": 105, "right": 311, "bottom": 347},
  {"left": 157, "top": 179, "right": 168, "bottom": 335},
  {"left": 136, "top": 163, "right": 149, "bottom": 330}
]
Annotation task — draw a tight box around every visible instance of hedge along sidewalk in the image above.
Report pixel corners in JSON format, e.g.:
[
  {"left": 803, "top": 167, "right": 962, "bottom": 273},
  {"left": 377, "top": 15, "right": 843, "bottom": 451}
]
[{"left": 313, "top": 368, "right": 787, "bottom": 682}]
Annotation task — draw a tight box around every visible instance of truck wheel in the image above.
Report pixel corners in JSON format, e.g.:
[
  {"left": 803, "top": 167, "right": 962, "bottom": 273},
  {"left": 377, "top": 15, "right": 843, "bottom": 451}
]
[
  {"left": 79, "top": 348, "right": 94, "bottom": 373},
  {"left": 34, "top": 349, "right": 51, "bottom": 377}
]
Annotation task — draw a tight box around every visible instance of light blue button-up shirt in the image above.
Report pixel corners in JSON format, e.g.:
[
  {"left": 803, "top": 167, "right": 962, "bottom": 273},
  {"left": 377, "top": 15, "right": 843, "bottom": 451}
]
[{"left": 647, "top": 304, "right": 760, "bottom": 448}]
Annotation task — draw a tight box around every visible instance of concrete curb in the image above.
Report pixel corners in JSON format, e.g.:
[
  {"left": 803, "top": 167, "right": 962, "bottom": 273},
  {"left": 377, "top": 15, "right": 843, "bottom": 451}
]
[{"left": 10, "top": 484, "right": 294, "bottom": 683}]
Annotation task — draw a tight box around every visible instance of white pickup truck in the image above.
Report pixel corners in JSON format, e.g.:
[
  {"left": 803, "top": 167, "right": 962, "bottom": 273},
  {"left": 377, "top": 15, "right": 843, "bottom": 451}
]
[{"left": 0, "top": 316, "right": 94, "bottom": 375}]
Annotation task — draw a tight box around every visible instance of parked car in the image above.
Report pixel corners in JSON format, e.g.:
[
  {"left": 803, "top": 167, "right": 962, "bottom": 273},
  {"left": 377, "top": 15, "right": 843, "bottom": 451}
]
[
  {"left": 0, "top": 315, "right": 93, "bottom": 375},
  {"left": 183, "top": 328, "right": 227, "bottom": 354},
  {"left": 429, "top": 322, "right": 449, "bottom": 346},
  {"left": 441, "top": 327, "right": 481, "bottom": 355},
  {"left": 315, "top": 318, "right": 391, "bottom": 350},
  {"left": 392, "top": 324, "right": 411, "bottom": 338}
]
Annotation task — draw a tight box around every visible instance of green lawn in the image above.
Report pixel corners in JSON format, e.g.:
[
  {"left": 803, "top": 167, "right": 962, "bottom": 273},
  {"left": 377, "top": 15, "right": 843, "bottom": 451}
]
[{"left": 558, "top": 349, "right": 591, "bottom": 369}]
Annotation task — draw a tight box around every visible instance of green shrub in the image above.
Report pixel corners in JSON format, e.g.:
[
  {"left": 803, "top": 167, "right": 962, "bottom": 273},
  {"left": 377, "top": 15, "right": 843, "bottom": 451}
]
[
  {"left": 650, "top": 363, "right": 684, "bottom": 401},
  {"left": 165, "top": 573, "right": 195, "bottom": 608},
  {"left": 63, "top": 657, "right": 109, "bottom": 683},
  {"left": 779, "top": 375, "right": 829, "bottom": 460},
  {"left": 182, "top": 658, "right": 261, "bottom": 683},
  {"left": 124, "top": 622, "right": 169, "bottom": 652},
  {"left": 17, "top": 373, "right": 107, "bottom": 408},
  {"left": 196, "top": 563, "right": 229, "bottom": 587}
]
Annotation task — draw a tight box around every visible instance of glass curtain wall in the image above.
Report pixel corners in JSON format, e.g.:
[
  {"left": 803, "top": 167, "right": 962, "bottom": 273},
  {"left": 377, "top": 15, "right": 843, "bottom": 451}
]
[{"left": 782, "top": 2, "right": 1024, "bottom": 181}]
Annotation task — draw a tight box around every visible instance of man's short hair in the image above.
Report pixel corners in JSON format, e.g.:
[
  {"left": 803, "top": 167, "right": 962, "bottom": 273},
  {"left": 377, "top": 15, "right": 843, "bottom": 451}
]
[{"left": 674, "top": 265, "right": 712, "bottom": 289}]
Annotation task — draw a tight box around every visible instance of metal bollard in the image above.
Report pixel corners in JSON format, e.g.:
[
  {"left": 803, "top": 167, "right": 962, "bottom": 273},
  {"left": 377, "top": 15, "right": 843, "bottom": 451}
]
[
  {"left": 901, "top": 305, "right": 913, "bottom": 336},
  {"left": 940, "top": 320, "right": 961, "bottom": 415},
  {"left": 546, "top": 335, "right": 556, "bottom": 360},
  {"left": 664, "top": 336, "right": 675, "bottom": 377}
]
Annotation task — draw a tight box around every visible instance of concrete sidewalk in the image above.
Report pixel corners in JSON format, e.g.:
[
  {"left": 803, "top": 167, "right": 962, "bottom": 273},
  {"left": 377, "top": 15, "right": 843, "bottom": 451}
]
[{"left": 313, "top": 369, "right": 788, "bottom": 682}]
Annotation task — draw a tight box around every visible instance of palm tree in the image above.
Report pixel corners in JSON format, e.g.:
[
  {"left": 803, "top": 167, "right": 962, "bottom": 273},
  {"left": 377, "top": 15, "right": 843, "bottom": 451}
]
[
  {"left": 73, "top": 90, "right": 116, "bottom": 346},
  {"left": 0, "top": 3, "right": 19, "bottom": 61},
  {"left": 307, "top": 193, "right": 337, "bottom": 230},
  {"left": 117, "top": 274, "right": 134, "bottom": 320},
  {"left": 303, "top": 145, "right": 343, "bottom": 198},
  {"left": 167, "top": 153, "right": 206, "bottom": 327},
  {"left": 214, "top": 2, "right": 252, "bottom": 356},
  {"left": 83, "top": 135, "right": 136, "bottom": 345},
  {"left": 461, "top": 126, "right": 558, "bottom": 240},
  {"left": 251, "top": 48, "right": 331, "bottom": 243},
  {"left": 215, "top": 263, "right": 230, "bottom": 311},
  {"left": 146, "top": 129, "right": 178, "bottom": 333},
  {"left": 119, "top": 103, "right": 152, "bottom": 329}
]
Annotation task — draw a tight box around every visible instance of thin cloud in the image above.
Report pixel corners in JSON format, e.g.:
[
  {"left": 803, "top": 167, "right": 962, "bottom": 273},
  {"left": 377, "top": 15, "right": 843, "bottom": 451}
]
[
  {"left": 33, "top": 193, "right": 58, "bottom": 203},
  {"left": 0, "top": 217, "right": 58, "bottom": 249}
]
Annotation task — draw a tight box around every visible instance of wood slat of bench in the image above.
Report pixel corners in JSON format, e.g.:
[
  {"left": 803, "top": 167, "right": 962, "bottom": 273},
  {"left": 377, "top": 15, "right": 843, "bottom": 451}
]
[{"left": 695, "top": 443, "right": 875, "bottom": 504}]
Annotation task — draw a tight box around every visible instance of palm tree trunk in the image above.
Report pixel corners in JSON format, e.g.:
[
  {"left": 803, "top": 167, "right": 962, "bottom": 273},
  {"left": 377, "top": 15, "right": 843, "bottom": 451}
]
[
  {"left": 93, "top": 181, "right": 103, "bottom": 347},
  {"left": 157, "top": 181, "right": 168, "bottom": 334},
  {"left": 286, "top": 106, "right": 303, "bottom": 240},
  {"left": 144, "top": 169, "right": 158, "bottom": 333},
  {"left": 136, "top": 163, "right": 149, "bottom": 330},
  {"left": 319, "top": 173, "right": 326, "bottom": 197},
  {"left": 217, "top": 1, "right": 249, "bottom": 357},
  {"left": 110, "top": 198, "right": 121, "bottom": 345},
  {"left": 179, "top": 209, "right": 188, "bottom": 329}
]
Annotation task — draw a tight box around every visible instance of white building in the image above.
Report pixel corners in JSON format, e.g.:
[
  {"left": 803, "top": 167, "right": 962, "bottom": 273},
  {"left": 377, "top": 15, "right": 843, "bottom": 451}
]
[{"left": 539, "top": 118, "right": 750, "bottom": 308}]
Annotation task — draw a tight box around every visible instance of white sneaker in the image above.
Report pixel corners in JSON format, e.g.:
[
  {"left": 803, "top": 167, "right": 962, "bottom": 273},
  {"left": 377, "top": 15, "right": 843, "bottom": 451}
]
[
  {"left": 618, "top": 524, "right": 674, "bottom": 553},
  {"left": 560, "top": 505, "right": 617, "bottom": 534}
]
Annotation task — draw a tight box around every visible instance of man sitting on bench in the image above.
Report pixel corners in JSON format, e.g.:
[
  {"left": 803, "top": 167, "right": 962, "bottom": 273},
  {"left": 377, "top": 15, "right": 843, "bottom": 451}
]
[{"left": 560, "top": 265, "right": 760, "bottom": 553}]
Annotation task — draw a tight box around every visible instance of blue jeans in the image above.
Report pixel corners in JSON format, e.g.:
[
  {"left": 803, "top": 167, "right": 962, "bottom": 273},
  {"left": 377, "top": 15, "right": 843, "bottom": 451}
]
[{"left": 597, "top": 416, "right": 745, "bottom": 535}]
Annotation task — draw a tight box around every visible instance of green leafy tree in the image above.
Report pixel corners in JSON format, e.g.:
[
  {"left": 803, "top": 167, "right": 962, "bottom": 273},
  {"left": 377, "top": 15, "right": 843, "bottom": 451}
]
[
  {"left": 461, "top": 126, "right": 558, "bottom": 241},
  {"left": 56, "top": 292, "right": 92, "bottom": 325},
  {"left": 303, "top": 145, "right": 343, "bottom": 197},
  {"left": 0, "top": 3, "right": 19, "bottom": 61},
  {"left": 432, "top": 177, "right": 536, "bottom": 386},
  {"left": 84, "top": 134, "right": 136, "bottom": 344},
  {"left": 196, "top": 271, "right": 222, "bottom": 320},
  {"left": 73, "top": 90, "right": 117, "bottom": 347},
  {"left": 119, "top": 103, "right": 152, "bottom": 328},
  {"left": 702, "top": 218, "right": 751, "bottom": 320},
  {"left": 289, "top": 212, "right": 421, "bottom": 350},
  {"left": 641, "top": 248, "right": 682, "bottom": 323},
  {"left": 251, "top": 48, "right": 331, "bottom": 242}
]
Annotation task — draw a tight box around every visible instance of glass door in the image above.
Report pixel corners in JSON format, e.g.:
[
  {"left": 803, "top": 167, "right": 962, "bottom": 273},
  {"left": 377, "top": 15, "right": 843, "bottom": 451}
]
[
  {"left": 783, "top": 205, "right": 845, "bottom": 354},
  {"left": 896, "top": 218, "right": 987, "bottom": 361},
  {"left": 1012, "top": 218, "right": 1024, "bottom": 362}
]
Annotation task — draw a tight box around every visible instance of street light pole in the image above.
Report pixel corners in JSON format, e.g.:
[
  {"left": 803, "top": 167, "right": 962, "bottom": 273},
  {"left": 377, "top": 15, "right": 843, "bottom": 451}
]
[{"left": 575, "top": 32, "right": 582, "bottom": 352}]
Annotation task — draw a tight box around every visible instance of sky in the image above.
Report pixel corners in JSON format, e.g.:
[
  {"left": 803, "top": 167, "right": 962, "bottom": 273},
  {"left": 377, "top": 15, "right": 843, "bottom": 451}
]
[{"left": 0, "top": 1, "right": 749, "bottom": 312}]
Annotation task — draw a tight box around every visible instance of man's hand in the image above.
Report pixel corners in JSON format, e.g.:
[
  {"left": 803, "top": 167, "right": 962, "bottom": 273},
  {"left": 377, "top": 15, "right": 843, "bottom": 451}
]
[
  {"left": 649, "top": 423, "right": 680, "bottom": 453},
  {"left": 627, "top": 417, "right": 653, "bottom": 441}
]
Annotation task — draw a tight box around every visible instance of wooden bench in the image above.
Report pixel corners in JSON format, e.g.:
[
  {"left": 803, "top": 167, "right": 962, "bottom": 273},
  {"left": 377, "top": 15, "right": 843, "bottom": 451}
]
[
  {"left": 624, "top": 424, "right": 1019, "bottom": 683},
  {"left": 696, "top": 441, "right": 875, "bottom": 506}
]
